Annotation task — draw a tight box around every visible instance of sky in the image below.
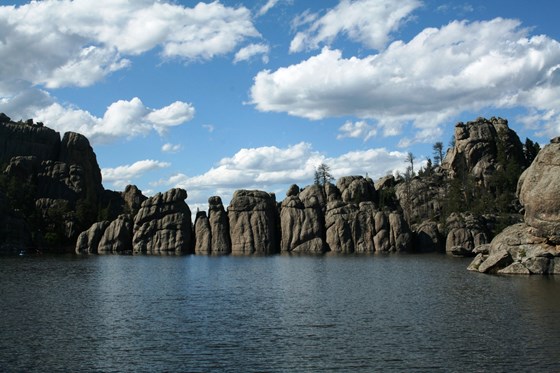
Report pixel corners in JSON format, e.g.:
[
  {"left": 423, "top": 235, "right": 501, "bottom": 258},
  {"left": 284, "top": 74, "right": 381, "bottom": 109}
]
[{"left": 1, "top": 0, "right": 560, "bottom": 212}]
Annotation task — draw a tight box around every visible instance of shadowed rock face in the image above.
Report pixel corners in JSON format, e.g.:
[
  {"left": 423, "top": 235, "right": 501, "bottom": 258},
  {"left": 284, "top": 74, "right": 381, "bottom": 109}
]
[
  {"left": 468, "top": 138, "right": 560, "bottom": 274},
  {"left": 133, "top": 188, "right": 193, "bottom": 255},
  {"left": 0, "top": 120, "right": 61, "bottom": 165},
  {"left": 228, "top": 190, "right": 279, "bottom": 255}
]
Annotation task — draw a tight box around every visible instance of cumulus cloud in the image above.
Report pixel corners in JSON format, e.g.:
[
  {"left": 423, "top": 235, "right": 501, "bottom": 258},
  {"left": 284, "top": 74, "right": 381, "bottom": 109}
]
[
  {"left": 33, "top": 97, "right": 195, "bottom": 144},
  {"left": 253, "top": 18, "right": 560, "bottom": 141},
  {"left": 158, "top": 142, "right": 408, "bottom": 206},
  {"left": 234, "top": 43, "right": 270, "bottom": 63},
  {"left": 289, "top": 0, "right": 421, "bottom": 52},
  {"left": 0, "top": 1, "right": 260, "bottom": 88},
  {"left": 102, "top": 159, "right": 171, "bottom": 190}
]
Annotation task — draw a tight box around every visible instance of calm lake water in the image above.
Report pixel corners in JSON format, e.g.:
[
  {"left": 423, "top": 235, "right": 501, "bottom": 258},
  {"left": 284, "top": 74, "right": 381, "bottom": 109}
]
[{"left": 1, "top": 253, "right": 559, "bottom": 372}]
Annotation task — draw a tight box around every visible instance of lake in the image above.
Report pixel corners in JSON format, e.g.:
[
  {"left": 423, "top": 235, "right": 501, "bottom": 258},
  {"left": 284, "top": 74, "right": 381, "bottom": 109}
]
[{"left": 1, "top": 253, "right": 559, "bottom": 372}]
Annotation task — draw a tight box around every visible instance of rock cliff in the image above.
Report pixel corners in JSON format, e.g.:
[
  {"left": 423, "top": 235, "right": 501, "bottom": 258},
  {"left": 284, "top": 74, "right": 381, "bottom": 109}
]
[
  {"left": 468, "top": 138, "right": 560, "bottom": 274},
  {"left": 1, "top": 116, "right": 106, "bottom": 251}
]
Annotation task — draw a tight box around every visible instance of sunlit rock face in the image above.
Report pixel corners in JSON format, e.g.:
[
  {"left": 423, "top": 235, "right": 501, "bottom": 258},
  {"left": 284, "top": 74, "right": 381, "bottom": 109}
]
[
  {"left": 442, "top": 117, "right": 524, "bottom": 187},
  {"left": 228, "top": 190, "right": 279, "bottom": 255},
  {"left": 469, "top": 138, "right": 560, "bottom": 275},
  {"left": 132, "top": 188, "right": 193, "bottom": 255}
]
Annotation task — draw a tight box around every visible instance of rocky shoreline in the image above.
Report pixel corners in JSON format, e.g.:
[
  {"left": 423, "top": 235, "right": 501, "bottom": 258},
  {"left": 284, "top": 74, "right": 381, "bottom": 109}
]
[{"left": 1, "top": 113, "right": 558, "bottom": 274}]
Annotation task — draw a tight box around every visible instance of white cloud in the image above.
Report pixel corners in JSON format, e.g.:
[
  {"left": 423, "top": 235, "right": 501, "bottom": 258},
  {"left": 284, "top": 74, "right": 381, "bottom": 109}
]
[
  {"left": 234, "top": 43, "right": 270, "bottom": 63},
  {"left": 0, "top": 1, "right": 260, "bottom": 88},
  {"left": 102, "top": 159, "right": 171, "bottom": 190},
  {"left": 289, "top": 0, "right": 421, "bottom": 52},
  {"left": 257, "top": 0, "right": 280, "bottom": 17},
  {"left": 162, "top": 143, "right": 183, "bottom": 153},
  {"left": 32, "top": 97, "right": 195, "bottom": 144},
  {"left": 337, "top": 120, "right": 377, "bottom": 141},
  {"left": 253, "top": 18, "right": 560, "bottom": 141},
  {"left": 158, "top": 142, "right": 408, "bottom": 207}
]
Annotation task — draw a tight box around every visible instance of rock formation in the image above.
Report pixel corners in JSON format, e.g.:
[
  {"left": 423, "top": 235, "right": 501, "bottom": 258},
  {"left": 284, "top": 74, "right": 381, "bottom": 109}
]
[
  {"left": 443, "top": 117, "right": 524, "bottom": 186},
  {"left": 194, "top": 211, "right": 212, "bottom": 255},
  {"left": 280, "top": 184, "right": 326, "bottom": 253},
  {"left": 98, "top": 215, "right": 133, "bottom": 254},
  {"left": 132, "top": 188, "right": 193, "bottom": 254},
  {"left": 468, "top": 138, "right": 560, "bottom": 274},
  {"left": 228, "top": 190, "right": 279, "bottom": 255},
  {"left": 445, "top": 213, "right": 489, "bottom": 256},
  {"left": 208, "top": 196, "right": 231, "bottom": 254}
]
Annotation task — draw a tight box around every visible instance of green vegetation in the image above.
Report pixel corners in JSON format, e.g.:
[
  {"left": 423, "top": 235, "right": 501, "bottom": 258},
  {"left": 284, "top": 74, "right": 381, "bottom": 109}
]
[{"left": 314, "top": 163, "right": 334, "bottom": 186}]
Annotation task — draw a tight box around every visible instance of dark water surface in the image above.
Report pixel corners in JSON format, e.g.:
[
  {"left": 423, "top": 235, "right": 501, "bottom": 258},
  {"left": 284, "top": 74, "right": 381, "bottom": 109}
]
[{"left": 1, "top": 254, "right": 559, "bottom": 372}]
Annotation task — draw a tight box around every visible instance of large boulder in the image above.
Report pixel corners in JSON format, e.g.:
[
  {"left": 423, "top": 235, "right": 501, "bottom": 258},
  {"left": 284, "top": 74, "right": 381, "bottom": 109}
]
[
  {"left": 132, "top": 188, "right": 193, "bottom": 254},
  {"left": 228, "top": 190, "right": 279, "bottom": 255},
  {"left": 280, "top": 185, "right": 326, "bottom": 253},
  {"left": 517, "top": 137, "right": 560, "bottom": 244}
]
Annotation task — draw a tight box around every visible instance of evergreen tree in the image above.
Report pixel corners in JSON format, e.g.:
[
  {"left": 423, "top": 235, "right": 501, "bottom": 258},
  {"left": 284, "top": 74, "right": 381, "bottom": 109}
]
[
  {"left": 523, "top": 137, "right": 540, "bottom": 167},
  {"left": 314, "top": 163, "right": 334, "bottom": 186},
  {"left": 405, "top": 152, "right": 416, "bottom": 176},
  {"left": 432, "top": 142, "right": 444, "bottom": 165}
]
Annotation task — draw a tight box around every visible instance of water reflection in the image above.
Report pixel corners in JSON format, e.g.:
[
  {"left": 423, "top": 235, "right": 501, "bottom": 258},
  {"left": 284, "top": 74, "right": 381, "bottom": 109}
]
[{"left": 0, "top": 254, "right": 558, "bottom": 372}]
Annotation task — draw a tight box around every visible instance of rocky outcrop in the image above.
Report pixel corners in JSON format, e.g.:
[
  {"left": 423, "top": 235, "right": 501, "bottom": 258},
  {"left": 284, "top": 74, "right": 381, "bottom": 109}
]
[
  {"left": 208, "top": 196, "right": 231, "bottom": 254},
  {"left": 58, "top": 131, "right": 103, "bottom": 205},
  {"left": 0, "top": 118, "right": 61, "bottom": 165},
  {"left": 280, "top": 184, "right": 326, "bottom": 253},
  {"left": 469, "top": 139, "right": 560, "bottom": 274},
  {"left": 98, "top": 215, "right": 133, "bottom": 254},
  {"left": 517, "top": 137, "right": 560, "bottom": 244},
  {"left": 194, "top": 211, "right": 212, "bottom": 255},
  {"left": 122, "top": 185, "right": 147, "bottom": 216},
  {"left": 75, "top": 221, "right": 110, "bottom": 254},
  {"left": 337, "top": 176, "right": 377, "bottom": 204},
  {"left": 132, "top": 188, "right": 193, "bottom": 254},
  {"left": 320, "top": 179, "right": 411, "bottom": 254},
  {"left": 228, "top": 190, "right": 279, "bottom": 255},
  {"left": 442, "top": 117, "right": 524, "bottom": 186},
  {"left": 445, "top": 213, "right": 489, "bottom": 256},
  {"left": 413, "top": 220, "right": 443, "bottom": 253}
]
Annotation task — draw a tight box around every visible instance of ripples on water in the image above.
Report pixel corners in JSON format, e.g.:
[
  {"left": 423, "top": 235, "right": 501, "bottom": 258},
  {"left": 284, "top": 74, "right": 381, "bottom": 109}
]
[{"left": 1, "top": 254, "right": 559, "bottom": 372}]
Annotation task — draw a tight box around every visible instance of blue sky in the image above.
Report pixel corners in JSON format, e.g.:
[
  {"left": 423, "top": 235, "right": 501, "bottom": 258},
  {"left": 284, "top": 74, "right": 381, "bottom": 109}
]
[{"left": 1, "top": 0, "right": 559, "bottom": 212}]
